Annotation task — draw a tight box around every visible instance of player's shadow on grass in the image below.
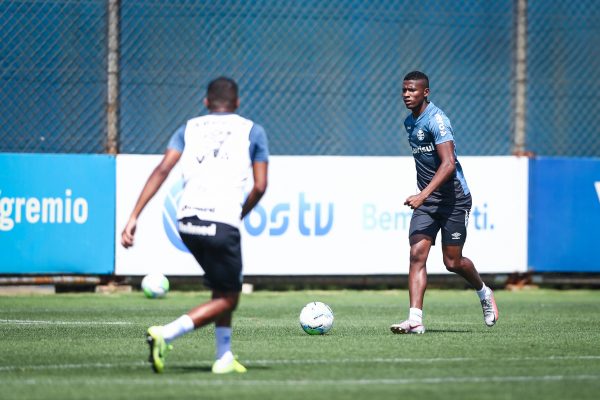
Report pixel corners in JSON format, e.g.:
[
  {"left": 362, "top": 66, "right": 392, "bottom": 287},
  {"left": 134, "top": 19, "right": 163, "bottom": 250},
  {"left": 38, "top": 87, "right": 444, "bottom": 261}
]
[{"left": 171, "top": 364, "right": 271, "bottom": 373}]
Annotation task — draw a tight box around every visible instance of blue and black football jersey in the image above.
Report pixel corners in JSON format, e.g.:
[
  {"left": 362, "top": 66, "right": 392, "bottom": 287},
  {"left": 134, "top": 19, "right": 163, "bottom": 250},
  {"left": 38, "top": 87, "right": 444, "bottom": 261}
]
[{"left": 404, "top": 102, "right": 470, "bottom": 207}]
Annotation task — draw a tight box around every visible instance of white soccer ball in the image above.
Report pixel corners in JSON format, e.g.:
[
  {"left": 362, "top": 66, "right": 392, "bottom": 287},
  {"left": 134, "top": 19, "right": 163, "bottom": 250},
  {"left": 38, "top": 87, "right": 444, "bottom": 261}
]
[
  {"left": 141, "top": 273, "right": 170, "bottom": 298},
  {"left": 299, "top": 301, "right": 334, "bottom": 335}
]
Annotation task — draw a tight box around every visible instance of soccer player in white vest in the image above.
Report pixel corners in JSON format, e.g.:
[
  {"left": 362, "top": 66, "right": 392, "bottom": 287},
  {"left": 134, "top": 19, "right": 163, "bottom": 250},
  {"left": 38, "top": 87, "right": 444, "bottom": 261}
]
[
  {"left": 121, "top": 77, "right": 269, "bottom": 373},
  {"left": 390, "top": 71, "right": 498, "bottom": 334}
]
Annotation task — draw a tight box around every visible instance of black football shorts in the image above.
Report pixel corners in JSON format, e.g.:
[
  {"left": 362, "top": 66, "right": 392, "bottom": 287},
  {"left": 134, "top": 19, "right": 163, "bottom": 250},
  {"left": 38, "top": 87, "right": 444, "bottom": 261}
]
[
  {"left": 409, "top": 204, "right": 471, "bottom": 246},
  {"left": 178, "top": 216, "right": 243, "bottom": 292}
]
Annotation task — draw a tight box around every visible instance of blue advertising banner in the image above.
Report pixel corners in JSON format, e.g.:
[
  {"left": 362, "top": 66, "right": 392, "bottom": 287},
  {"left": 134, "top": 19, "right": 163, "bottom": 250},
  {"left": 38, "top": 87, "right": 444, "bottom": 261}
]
[
  {"left": 0, "top": 154, "right": 115, "bottom": 274},
  {"left": 529, "top": 157, "right": 600, "bottom": 272}
]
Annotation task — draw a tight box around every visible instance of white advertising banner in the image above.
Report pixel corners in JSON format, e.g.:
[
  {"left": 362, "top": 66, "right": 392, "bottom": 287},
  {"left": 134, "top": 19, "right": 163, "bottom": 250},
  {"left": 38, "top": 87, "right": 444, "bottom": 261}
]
[{"left": 115, "top": 155, "right": 528, "bottom": 276}]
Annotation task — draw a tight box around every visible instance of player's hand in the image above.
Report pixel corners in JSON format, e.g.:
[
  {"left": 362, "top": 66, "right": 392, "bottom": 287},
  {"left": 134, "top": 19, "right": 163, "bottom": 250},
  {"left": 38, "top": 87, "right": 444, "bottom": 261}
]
[
  {"left": 121, "top": 218, "right": 137, "bottom": 248},
  {"left": 404, "top": 194, "right": 425, "bottom": 210}
]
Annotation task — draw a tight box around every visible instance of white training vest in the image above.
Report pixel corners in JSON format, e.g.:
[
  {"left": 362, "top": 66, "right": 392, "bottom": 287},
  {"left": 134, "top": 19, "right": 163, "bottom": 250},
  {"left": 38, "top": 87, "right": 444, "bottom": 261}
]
[{"left": 176, "top": 113, "right": 254, "bottom": 228}]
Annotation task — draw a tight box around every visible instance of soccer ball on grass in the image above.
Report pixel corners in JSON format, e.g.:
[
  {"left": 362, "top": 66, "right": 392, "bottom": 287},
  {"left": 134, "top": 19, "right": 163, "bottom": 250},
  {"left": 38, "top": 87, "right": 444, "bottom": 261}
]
[
  {"left": 141, "top": 273, "right": 169, "bottom": 298},
  {"left": 299, "top": 301, "right": 334, "bottom": 335}
]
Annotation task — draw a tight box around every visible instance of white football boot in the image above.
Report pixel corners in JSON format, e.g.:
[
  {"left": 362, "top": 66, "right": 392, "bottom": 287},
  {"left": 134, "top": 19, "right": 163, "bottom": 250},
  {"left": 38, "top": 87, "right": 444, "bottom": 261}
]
[
  {"left": 390, "top": 320, "right": 426, "bottom": 334},
  {"left": 481, "top": 289, "right": 499, "bottom": 327}
]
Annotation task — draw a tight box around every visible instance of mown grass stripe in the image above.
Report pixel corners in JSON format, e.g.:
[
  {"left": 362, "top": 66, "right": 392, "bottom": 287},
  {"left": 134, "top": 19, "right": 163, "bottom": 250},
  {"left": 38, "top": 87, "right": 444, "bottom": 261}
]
[
  {"left": 1, "top": 355, "right": 599, "bottom": 372},
  {"left": 5, "top": 375, "right": 599, "bottom": 386}
]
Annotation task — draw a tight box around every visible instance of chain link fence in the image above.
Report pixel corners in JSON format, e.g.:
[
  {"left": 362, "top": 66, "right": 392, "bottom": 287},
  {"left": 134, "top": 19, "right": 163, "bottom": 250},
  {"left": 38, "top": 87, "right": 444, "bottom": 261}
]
[
  {"left": 1, "top": 0, "right": 598, "bottom": 156},
  {"left": 527, "top": 0, "right": 600, "bottom": 157},
  {"left": 1, "top": 0, "right": 107, "bottom": 153}
]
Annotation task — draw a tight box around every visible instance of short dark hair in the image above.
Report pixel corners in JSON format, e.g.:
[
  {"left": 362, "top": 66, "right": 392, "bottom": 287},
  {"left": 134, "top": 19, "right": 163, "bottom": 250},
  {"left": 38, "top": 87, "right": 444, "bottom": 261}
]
[
  {"left": 403, "top": 71, "right": 429, "bottom": 87},
  {"left": 206, "top": 77, "right": 238, "bottom": 109}
]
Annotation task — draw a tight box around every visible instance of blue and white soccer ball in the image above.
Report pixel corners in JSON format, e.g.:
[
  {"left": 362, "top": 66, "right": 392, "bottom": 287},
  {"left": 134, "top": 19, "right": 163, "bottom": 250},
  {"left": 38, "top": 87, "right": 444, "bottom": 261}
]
[
  {"left": 299, "top": 301, "right": 334, "bottom": 335},
  {"left": 141, "top": 273, "right": 170, "bottom": 299}
]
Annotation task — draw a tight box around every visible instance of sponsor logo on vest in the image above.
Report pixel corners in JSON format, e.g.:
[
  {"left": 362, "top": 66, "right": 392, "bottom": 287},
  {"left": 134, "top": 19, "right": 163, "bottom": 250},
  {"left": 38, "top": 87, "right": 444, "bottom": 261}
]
[{"left": 178, "top": 221, "right": 217, "bottom": 236}]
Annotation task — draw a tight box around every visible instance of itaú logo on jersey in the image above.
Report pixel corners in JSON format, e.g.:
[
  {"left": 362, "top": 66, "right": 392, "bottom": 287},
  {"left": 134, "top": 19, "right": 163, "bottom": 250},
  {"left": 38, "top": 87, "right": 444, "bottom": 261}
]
[
  {"left": 412, "top": 144, "right": 435, "bottom": 154},
  {"left": 162, "top": 180, "right": 189, "bottom": 252}
]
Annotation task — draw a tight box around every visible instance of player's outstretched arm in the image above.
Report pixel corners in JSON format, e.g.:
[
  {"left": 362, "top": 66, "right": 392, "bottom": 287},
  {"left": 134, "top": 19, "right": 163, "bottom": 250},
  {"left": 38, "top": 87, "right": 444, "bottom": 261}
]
[
  {"left": 241, "top": 161, "right": 268, "bottom": 219},
  {"left": 121, "top": 149, "right": 182, "bottom": 248}
]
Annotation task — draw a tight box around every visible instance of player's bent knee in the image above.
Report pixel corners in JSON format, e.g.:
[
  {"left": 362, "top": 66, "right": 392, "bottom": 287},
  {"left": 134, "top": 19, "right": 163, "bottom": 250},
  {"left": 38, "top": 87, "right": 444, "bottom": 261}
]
[
  {"left": 443, "top": 258, "right": 463, "bottom": 273},
  {"left": 224, "top": 295, "right": 240, "bottom": 311},
  {"left": 228, "top": 300, "right": 239, "bottom": 312}
]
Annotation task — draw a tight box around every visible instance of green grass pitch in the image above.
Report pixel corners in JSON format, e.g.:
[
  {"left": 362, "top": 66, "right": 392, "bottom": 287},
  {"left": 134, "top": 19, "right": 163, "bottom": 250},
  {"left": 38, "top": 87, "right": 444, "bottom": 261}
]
[{"left": 1, "top": 289, "right": 599, "bottom": 399}]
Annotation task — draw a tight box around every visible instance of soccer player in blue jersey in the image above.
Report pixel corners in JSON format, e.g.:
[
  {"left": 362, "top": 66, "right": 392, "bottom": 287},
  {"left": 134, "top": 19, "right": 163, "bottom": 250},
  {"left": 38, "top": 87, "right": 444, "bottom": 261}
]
[
  {"left": 121, "top": 77, "right": 269, "bottom": 372},
  {"left": 390, "top": 71, "right": 498, "bottom": 334}
]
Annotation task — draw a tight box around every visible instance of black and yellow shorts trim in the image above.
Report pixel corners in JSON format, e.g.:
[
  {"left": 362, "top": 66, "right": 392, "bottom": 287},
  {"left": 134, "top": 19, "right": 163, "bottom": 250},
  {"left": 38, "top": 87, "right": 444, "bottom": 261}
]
[{"left": 178, "top": 216, "right": 243, "bottom": 292}]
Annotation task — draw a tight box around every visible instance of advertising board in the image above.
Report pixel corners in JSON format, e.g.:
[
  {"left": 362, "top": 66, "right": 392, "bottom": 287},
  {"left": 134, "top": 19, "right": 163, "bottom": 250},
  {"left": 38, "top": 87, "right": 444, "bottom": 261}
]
[
  {"left": 116, "top": 156, "right": 528, "bottom": 276},
  {"left": 529, "top": 157, "right": 600, "bottom": 272},
  {"left": 0, "top": 154, "right": 115, "bottom": 274}
]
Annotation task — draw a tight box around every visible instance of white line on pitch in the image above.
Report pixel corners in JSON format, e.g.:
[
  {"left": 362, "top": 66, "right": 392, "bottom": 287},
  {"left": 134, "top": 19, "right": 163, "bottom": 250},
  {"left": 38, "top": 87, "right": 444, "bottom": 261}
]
[
  {"left": 4, "top": 375, "right": 600, "bottom": 387},
  {"left": 0, "top": 319, "right": 134, "bottom": 325},
  {"left": 0, "top": 362, "right": 147, "bottom": 372},
  {"left": 1, "top": 355, "right": 599, "bottom": 372},
  {"left": 250, "top": 355, "right": 600, "bottom": 364}
]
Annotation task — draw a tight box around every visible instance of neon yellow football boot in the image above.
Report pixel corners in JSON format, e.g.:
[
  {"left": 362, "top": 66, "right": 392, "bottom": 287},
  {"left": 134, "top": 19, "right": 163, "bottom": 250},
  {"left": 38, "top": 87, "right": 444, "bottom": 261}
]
[
  {"left": 146, "top": 326, "right": 173, "bottom": 373},
  {"left": 211, "top": 355, "right": 247, "bottom": 374}
]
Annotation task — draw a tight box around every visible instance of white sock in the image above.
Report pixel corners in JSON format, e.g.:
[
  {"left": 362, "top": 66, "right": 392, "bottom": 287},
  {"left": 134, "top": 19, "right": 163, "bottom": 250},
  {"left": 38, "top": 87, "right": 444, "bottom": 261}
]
[
  {"left": 215, "top": 327, "right": 232, "bottom": 360},
  {"left": 476, "top": 284, "right": 490, "bottom": 301},
  {"left": 409, "top": 307, "right": 423, "bottom": 324},
  {"left": 162, "top": 314, "right": 195, "bottom": 343}
]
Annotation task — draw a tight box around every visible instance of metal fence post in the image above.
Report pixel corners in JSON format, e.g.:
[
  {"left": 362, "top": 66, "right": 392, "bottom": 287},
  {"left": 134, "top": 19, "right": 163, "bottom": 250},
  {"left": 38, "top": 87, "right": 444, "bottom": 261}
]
[
  {"left": 513, "top": 0, "right": 528, "bottom": 155},
  {"left": 106, "top": 0, "right": 120, "bottom": 154}
]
